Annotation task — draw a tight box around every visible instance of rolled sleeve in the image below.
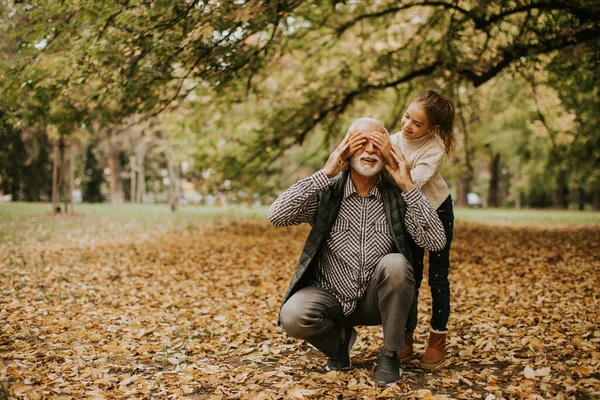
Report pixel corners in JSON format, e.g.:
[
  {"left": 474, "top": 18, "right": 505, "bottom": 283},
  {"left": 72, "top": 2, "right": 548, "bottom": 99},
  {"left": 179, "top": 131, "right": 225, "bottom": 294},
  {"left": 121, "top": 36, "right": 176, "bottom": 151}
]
[
  {"left": 402, "top": 188, "right": 446, "bottom": 251},
  {"left": 311, "top": 170, "right": 331, "bottom": 190}
]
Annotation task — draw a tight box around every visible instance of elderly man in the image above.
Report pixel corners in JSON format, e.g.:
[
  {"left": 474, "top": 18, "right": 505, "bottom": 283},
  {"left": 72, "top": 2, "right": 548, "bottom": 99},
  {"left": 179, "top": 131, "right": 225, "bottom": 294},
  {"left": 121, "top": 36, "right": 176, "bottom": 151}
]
[{"left": 268, "top": 118, "right": 446, "bottom": 385}]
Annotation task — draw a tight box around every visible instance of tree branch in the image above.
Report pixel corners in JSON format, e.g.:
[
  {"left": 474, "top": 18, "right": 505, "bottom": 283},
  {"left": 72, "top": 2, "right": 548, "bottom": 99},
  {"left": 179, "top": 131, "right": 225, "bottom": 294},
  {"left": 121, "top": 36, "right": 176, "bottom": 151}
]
[
  {"left": 487, "top": 1, "right": 600, "bottom": 25},
  {"left": 458, "top": 22, "right": 600, "bottom": 87},
  {"left": 335, "top": 0, "right": 599, "bottom": 35},
  {"left": 335, "top": 1, "right": 476, "bottom": 36},
  {"left": 296, "top": 62, "right": 441, "bottom": 145}
]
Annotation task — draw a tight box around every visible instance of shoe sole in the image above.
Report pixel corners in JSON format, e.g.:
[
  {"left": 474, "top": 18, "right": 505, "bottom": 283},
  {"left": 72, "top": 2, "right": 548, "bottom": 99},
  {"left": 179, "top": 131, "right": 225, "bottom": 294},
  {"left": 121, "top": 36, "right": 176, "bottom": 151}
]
[
  {"left": 325, "top": 328, "right": 358, "bottom": 372},
  {"left": 375, "top": 369, "right": 402, "bottom": 386},
  {"left": 419, "top": 358, "right": 447, "bottom": 370}
]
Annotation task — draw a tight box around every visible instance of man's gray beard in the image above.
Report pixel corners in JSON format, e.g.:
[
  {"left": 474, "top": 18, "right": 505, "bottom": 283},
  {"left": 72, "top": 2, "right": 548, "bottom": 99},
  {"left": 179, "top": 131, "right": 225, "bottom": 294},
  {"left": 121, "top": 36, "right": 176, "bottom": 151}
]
[{"left": 350, "top": 154, "right": 384, "bottom": 177}]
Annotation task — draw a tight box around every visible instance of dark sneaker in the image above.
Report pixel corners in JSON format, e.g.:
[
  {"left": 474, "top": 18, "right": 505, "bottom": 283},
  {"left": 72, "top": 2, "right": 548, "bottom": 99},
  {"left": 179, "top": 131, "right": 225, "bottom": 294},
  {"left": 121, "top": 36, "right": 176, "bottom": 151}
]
[
  {"left": 326, "top": 327, "right": 357, "bottom": 371},
  {"left": 374, "top": 348, "right": 402, "bottom": 385}
]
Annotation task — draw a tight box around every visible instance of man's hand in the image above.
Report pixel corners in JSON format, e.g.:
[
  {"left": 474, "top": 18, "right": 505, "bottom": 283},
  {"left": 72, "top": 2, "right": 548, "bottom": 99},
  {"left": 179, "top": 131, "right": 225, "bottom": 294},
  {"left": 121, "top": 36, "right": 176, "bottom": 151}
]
[
  {"left": 385, "top": 145, "right": 415, "bottom": 193},
  {"left": 322, "top": 131, "right": 367, "bottom": 178},
  {"left": 369, "top": 131, "right": 399, "bottom": 170}
]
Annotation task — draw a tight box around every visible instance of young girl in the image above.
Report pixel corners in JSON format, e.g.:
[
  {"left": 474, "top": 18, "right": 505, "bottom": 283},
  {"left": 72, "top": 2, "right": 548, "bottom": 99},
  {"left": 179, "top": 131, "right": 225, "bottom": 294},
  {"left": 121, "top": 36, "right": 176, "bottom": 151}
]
[{"left": 390, "top": 90, "right": 456, "bottom": 370}]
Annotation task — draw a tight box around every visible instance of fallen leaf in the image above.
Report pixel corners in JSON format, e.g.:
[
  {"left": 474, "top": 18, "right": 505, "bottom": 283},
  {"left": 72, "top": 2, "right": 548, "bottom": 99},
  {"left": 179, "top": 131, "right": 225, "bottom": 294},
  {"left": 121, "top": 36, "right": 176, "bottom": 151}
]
[
  {"left": 10, "top": 384, "right": 31, "bottom": 396},
  {"left": 523, "top": 366, "right": 536, "bottom": 379}
]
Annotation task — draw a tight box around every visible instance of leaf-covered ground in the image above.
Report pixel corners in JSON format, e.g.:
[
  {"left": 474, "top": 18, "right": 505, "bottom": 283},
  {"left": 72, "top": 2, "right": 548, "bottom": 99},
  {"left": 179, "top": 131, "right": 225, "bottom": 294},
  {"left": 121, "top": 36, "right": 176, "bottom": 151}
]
[{"left": 1, "top": 220, "right": 599, "bottom": 399}]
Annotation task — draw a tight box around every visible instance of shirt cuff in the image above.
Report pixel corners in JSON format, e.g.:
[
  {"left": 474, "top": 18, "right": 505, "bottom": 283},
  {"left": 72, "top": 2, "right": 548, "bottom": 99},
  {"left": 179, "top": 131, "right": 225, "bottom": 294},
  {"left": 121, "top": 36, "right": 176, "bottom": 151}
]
[
  {"left": 402, "top": 186, "right": 422, "bottom": 206},
  {"left": 311, "top": 170, "right": 331, "bottom": 190}
]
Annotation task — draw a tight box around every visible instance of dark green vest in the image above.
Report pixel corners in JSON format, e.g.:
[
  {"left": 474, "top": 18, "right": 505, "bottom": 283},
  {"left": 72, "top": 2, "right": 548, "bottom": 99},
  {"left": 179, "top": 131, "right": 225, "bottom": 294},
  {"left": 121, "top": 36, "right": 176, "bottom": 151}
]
[{"left": 281, "top": 171, "right": 412, "bottom": 307}]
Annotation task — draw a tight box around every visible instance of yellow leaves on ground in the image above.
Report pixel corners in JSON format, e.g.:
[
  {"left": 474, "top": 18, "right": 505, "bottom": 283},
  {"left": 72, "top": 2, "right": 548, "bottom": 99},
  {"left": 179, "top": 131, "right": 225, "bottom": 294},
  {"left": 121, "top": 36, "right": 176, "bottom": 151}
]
[{"left": 0, "top": 221, "right": 599, "bottom": 399}]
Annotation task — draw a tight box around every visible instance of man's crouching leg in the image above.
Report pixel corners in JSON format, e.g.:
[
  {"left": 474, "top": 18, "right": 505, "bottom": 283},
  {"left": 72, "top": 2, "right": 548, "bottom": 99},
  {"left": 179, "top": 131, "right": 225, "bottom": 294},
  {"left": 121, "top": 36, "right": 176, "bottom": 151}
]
[
  {"left": 367, "top": 253, "right": 415, "bottom": 385},
  {"left": 279, "top": 286, "right": 346, "bottom": 357},
  {"left": 373, "top": 253, "right": 415, "bottom": 351}
]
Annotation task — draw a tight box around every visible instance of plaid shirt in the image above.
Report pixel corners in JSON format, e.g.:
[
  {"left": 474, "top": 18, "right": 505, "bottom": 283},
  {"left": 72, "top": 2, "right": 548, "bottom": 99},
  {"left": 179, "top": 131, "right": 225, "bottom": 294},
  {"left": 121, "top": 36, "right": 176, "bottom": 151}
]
[{"left": 268, "top": 170, "right": 446, "bottom": 315}]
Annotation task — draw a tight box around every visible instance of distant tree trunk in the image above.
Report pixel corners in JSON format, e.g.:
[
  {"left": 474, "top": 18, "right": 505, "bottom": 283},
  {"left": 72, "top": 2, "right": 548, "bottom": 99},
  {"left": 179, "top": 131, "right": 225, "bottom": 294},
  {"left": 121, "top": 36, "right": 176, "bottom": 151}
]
[
  {"left": 59, "top": 137, "right": 69, "bottom": 214},
  {"left": 593, "top": 186, "right": 600, "bottom": 211},
  {"left": 450, "top": 156, "right": 472, "bottom": 207},
  {"left": 52, "top": 142, "right": 59, "bottom": 213},
  {"left": 454, "top": 86, "right": 475, "bottom": 208},
  {"left": 514, "top": 192, "right": 522, "bottom": 209},
  {"left": 82, "top": 140, "right": 104, "bottom": 203},
  {"left": 487, "top": 153, "right": 500, "bottom": 208},
  {"left": 107, "top": 154, "right": 124, "bottom": 205},
  {"left": 129, "top": 156, "right": 136, "bottom": 203},
  {"left": 135, "top": 141, "right": 147, "bottom": 204},
  {"left": 106, "top": 130, "right": 124, "bottom": 205},
  {"left": 108, "top": 154, "right": 117, "bottom": 203},
  {"left": 513, "top": 171, "right": 522, "bottom": 209},
  {"left": 456, "top": 177, "right": 471, "bottom": 207},
  {"left": 69, "top": 144, "right": 75, "bottom": 214},
  {"left": 136, "top": 165, "right": 145, "bottom": 203},
  {"left": 578, "top": 187, "right": 585, "bottom": 211},
  {"left": 166, "top": 150, "right": 180, "bottom": 212},
  {"left": 555, "top": 170, "right": 569, "bottom": 209}
]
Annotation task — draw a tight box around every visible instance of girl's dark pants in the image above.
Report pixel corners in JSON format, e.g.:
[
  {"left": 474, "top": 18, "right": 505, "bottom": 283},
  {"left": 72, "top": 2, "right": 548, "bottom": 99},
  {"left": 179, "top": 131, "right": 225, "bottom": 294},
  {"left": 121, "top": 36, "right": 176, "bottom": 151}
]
[{"left": 405, "top": 195, "right": 454, "bottom": 332}]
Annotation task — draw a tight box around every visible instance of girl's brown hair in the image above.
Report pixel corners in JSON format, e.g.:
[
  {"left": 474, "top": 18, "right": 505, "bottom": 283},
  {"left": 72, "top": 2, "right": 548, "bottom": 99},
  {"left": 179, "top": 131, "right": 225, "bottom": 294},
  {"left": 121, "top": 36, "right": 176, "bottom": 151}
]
[{"left": 413, "top": 90, "right": 456, "bottom": 156}]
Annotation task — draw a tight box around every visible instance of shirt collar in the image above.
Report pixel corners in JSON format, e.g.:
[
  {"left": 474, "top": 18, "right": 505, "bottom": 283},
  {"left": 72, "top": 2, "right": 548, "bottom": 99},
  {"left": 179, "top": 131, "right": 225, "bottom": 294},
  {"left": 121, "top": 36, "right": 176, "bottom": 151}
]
[{"left": 343, "top": 172, "right": 383, "bottom": 201}]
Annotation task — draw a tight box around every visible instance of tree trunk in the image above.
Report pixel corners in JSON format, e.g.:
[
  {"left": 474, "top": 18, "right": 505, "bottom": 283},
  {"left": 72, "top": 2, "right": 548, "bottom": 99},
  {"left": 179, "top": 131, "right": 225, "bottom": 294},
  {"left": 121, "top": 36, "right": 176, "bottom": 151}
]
[
  {"left": 52, "top": 142, "right": 59, "bottom": 213},
  {"left": 454, "top": 87, "right": 475, "bottom": 208},
  {"left": 487, "top": 153, "right": 500, "bottom": 208},
  {"left": 59, "top": 137, "right": 68, "bottom": 214},
  {"left": 129, "top": 156, "right": 136, "bottom": 203},
  {"left": 135, "top": 141, "right": 147, "bottom": 204},
  {"left": 107, "top": 154, "right": 124, "bottom": 205},
  {"left": 593, "top": 186, "right": 600, "bottom": 211},
  {"left": 555, "top": 170, "right": 569, "bottom": 209},
  {"left": 69, "top": 144, "right": 75, "bottom": 214},
  {"left": 578, "top": 187, "right": 585, "bottom": 211},
  {"left": 513, "top": 171, "right": 522, "bottom": 209},
  {"left": 456, "top": 177, "right": 471, "bottom": 207},
  {"left": 136, "top": 159, "right": 145, "bottom": 204},
  {"left": 166, "top": 150, "right": 180, "bottom": 212}
]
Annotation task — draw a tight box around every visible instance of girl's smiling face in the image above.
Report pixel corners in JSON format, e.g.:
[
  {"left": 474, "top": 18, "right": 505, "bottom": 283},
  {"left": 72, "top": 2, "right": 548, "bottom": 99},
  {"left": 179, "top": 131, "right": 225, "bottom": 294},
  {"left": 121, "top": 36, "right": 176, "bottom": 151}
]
[{"left": 401, "top": 102, "right": 434, "bottom": 140}]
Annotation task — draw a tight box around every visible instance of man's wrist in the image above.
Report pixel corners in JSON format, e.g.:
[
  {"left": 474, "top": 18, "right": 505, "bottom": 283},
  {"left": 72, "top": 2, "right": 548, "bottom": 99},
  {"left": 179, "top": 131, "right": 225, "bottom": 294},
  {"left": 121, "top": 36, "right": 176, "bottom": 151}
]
[
  {"left": 401, "top": 185, "right": 421, "bottom": 205},
  {"left": 399, "top": 181, "right": 415, "bottom": 193},
  {"left": 321, "top": 167, "right": 337, "bottom": 179}
]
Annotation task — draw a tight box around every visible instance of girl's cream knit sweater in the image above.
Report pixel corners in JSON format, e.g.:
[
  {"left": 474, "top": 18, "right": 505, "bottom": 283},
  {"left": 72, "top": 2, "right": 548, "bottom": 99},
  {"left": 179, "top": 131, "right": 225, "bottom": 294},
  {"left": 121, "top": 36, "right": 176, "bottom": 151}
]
[{"left": 390, "top": 132, "right": 450, "bottom": 209}]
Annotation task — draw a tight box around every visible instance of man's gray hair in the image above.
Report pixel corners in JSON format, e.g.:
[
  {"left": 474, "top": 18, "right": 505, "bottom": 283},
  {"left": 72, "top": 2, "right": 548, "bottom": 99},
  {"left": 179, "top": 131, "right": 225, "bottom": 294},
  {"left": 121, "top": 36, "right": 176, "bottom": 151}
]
[{"left": 347, "top": 118, "right": 389, "bottom": 135}]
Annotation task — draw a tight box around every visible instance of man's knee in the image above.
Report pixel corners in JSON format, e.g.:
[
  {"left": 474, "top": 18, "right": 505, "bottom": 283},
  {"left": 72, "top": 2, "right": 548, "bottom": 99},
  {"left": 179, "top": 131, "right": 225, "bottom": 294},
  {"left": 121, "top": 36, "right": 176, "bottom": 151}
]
[
  {"left": 378, "top": 253, "right": 415, "bottom": 286},
  {"left": 280, "top": 298, "right": 310, "bottom": 340}
]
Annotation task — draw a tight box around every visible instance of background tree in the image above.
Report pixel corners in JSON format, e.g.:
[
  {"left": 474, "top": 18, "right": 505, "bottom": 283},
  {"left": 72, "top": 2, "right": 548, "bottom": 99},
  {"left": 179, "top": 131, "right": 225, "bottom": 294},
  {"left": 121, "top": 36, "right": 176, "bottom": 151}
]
[
  {"left": 546, "top": 41, "right": 600, "bottom": 210},
  {"left": 81, "top": 140, "right": 104, "bottom": 203},
  {"left": 1, "top": 0, "right": 598, "bottom": 209},
  {"left": 195, "top": 1, "right": 599, "bottom": 195}
]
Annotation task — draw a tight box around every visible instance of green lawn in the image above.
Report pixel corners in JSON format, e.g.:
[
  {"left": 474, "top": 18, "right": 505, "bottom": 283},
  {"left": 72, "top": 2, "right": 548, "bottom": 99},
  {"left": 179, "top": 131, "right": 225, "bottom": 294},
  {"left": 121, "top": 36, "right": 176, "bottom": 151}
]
[
  {"left": 0, "top": 202, "right": 269, "bottom": 245},
  {"left": 453, "top": 207, "right": 600, "bottom": 225},
  {"left": 0, "top": 202, "right": 598, "bottom": 245}
]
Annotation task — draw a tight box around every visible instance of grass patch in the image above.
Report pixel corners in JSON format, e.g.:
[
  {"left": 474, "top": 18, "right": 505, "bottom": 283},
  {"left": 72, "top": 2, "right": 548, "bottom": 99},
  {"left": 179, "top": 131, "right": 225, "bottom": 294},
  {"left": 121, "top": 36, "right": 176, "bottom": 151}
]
[
  {"left": 1, "top": 202, "right": 598, "bottom": 245},
  {"left": 454, "top": 207, "right": 600, "bottom": 225},
  {"left": 0, "top": 202, "right": 269, "bottom": 245}
]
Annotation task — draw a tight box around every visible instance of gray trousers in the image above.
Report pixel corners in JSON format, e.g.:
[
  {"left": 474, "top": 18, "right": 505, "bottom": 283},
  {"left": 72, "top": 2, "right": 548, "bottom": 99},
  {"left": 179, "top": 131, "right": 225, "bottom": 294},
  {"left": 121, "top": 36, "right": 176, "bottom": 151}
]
[{"left": 279, "top": 254, "right": 415, "bottom": 357}]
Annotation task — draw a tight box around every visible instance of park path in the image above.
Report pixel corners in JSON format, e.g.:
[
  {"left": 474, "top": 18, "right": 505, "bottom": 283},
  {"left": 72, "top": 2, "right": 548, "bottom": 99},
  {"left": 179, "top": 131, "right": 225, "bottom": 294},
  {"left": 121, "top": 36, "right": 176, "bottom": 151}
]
[{"left": 1, "top": 221, "right": 599, "bottom": 399}]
